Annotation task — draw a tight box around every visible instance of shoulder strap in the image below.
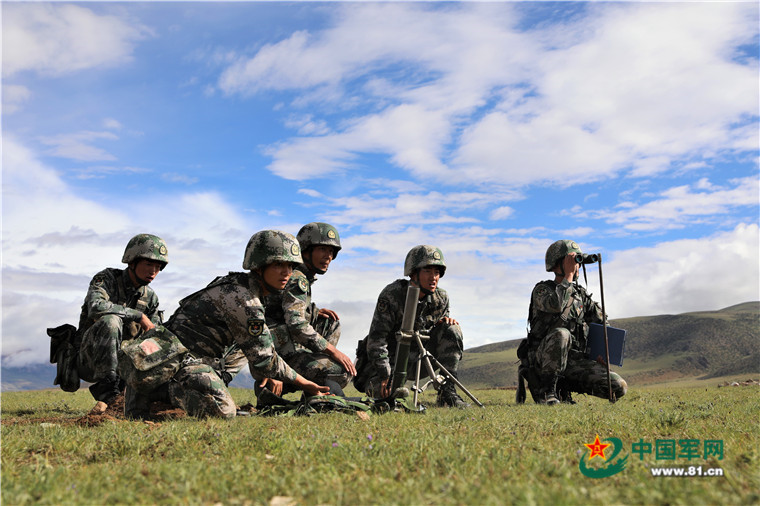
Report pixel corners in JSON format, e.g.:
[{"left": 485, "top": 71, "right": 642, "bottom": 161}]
[{"left": 176, "top": 273, "right": 244, "bottom": 307}]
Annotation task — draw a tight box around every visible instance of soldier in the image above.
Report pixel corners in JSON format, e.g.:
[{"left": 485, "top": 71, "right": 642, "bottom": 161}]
[
  {"left": 262, "top": 222, "right": 356, "bottom": 396},
  {"left": 153, "top": 230, "right": 329, "bottom": 419},
  {"left": 522, "top": 240, "right": 628, "bottom": 405},
  {"left": 354, "top": 245, "right": 469, "bottom": 408},
  {"left": 78, "top": 234, "right": 168, "bottom": 415}
]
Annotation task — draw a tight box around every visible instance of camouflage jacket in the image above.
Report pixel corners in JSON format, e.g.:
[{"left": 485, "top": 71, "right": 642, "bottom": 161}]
[
  {"left": 166, "top": 272, "right": 298, "bottom": 382},
  {"left": 529, "top": 279, "right": 604, "bottom": 350},
  {"left": 78, "top": 268, "right": 160, "bottom": 335},
  {"left": 265, "top": 265, "right": 328, "bottom": 353},
  {"left": 366, "top": 279, "right": 451, "bottom": 379}
]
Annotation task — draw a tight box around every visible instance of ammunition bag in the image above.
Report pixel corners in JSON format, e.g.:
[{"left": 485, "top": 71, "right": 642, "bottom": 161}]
[
  {"left": 118, "top": 325, "right": 188, "bottom": 393},
  {"left": 47, "top": 323, "right": 80, "bottom": 392}
]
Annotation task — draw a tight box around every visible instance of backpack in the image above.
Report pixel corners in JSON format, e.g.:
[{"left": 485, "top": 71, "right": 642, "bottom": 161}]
[
  {"left": 47, "top": 324, "right": 81, "bottom": 392},
  {"left": 255, "top": 393, "right": 375, "bottom": 417},
  {"left": 117, "top": 325, "right": 188, "bottom": 393},
  {"left": 352, "top": 337, "right": 369, "bottom": 393}
]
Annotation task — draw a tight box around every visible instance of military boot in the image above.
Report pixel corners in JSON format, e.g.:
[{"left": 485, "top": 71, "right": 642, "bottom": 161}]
[
  {"left": 436, "top": 376, "right": 470, "bottom": 409},
  {"left": 538, "top": 374, "right": 560, "bottom": 406}
]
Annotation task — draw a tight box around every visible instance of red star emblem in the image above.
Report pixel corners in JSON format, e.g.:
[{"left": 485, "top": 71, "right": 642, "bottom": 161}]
[{"left": 585, "top": 435, "right": 611, "bottom": 460}]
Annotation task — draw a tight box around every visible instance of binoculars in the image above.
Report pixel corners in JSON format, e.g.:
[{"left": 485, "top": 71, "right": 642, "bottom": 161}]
[{"left": 575, "top": 253, "right": 600, "bottom": 265}]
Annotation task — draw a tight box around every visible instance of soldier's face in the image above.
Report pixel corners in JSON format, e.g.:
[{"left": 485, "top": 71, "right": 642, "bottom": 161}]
[
  {"left": 415, "top": 266, "right": 441, "bottom": 293},
  {"left": 308, "top": 245, "right": 335, "bottom": 273},
  {"left": 133, "top": 259, "right": 163, "bottom": 285},
  {"left": 262, "top": 261, "right": 294, "bottom": 290}
]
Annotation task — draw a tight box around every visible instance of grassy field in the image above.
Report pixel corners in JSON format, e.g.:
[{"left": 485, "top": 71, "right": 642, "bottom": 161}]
[{"left": 2, "top": 385, "right": 758, "bottom": 505}]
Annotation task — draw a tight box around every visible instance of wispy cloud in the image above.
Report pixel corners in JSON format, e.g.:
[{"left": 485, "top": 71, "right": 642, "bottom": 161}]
[
  {"left": 578, "top": 176, "right": 759, "bottom": 231},
  {"left": 39, "top": 130, "right": 119, "bottom": 162}
]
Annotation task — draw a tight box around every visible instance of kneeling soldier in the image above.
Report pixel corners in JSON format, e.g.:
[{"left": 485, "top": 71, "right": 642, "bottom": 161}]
[
  {"left": 262, "top": 222, "right": 356, "bottom": 396},
  {"left": 354, "top": 245, "right": 469, "bottom": 408},
  {"left": 125, "top": 230, "right": 329, "bottom": 419}
]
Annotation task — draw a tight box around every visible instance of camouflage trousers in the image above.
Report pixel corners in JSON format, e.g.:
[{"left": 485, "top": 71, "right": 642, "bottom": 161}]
[
  {"left": 271, "top": 316, "right": 350, "bottom": 388},
  {"left": 167, "top": 360, "right": 237, "bottom": 419},
  {"left": 124, "top": 352, "right": 244, "bottom": 419},
  {"left": 78, "top": 315, "right": 137, "bottom": 402},
  {"left": 530, "top": 327, "right": 627, "bottom": 399},
  {"left": 365, "top": 322, "right": 464, "bottom": 398}
]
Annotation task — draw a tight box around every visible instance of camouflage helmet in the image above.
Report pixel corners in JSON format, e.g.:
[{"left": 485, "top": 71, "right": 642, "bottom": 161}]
[
  {"left": 122, "top": 234, "right": 168, "bottom": 269},
  {"left": 404, "top": 245, "right": 446, "bottom": 278},
  {"left": 297, "top": 222, "right": 341, "bottom": 258},
  {"left": 545, "top": 239, "right": 583, "bottom": 271},
  {"left": 243, "top": 230, "right": 303, "bottom": 270}
]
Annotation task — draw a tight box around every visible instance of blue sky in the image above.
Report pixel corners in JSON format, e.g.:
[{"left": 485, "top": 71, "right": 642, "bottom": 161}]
[{"left": 3, "top": 1, "right": 759, "bottom": 368}]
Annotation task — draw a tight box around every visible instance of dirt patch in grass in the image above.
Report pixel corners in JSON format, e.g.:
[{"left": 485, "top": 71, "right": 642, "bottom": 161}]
[{"left": 2, "top": 393, "right": 186, "bottom": 427}]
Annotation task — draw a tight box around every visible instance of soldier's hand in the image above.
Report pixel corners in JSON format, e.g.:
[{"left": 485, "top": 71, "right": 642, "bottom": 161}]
[
  {"left": 138, "top": 313, "right": 156, "bottom": 332},
  {"left": 296, "top": 376, "right": 330, "bottom": 397},
  {"left": 318, "top": 308, "right": 339, "bottom": 320},
  {"left": 326, "top": 343, "right": 357, "bottom": 376},
  {"left": 563, "top": 254, "right": 579, "bottom": 282},
  {"left": 380, "top": 378, "right": 391, "bottom": 398},
  {"left": 261, "top": 378, "right": 284, "bottom": 396},
  {"left": 437, "top": 317, "right": 459, "bottom": 326}
]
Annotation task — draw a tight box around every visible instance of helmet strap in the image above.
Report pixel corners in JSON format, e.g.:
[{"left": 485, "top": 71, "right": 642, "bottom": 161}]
[
  {"left": 410, "top": 272, "right": 432, "bottom": 297},
  {"left": 253, "top": 268, "right": 285, "bottom": 295},
  {"left": 128, "top": 262, "right": 150, "bottom": 287},
  {"left": 302, "top": 248, "right": 328, "bottom": 275}
]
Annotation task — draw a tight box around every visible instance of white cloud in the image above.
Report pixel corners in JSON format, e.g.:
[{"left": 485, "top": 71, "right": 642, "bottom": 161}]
[
  {"left": 2, "top": 3, "right": 152, "bottom": 77},
  {"left": 39, "top": 130, "right": 119, "bottom": 162},
  {"left": 318, "top": 185, "right": 521, "bottom": 235},
  {"left": 103, "top": 118, "right": 123, "bottom": 130},
  {"left": 581, "top": 176, "right": 759, "bottom": 231},
  {"left": 298, "top": 188, "right": 323, "bottom": 198},
  {"left": 2, "top": 84, "right": 31, "bottom": 114},
  {"left": 602, "top": 223, "right": 760, "bottom": 318},
  {"left": 1, "top": 138, "right": 260, "bottom": 366},
  {"left": 489, "top": 206, "right": 514, "bottom": 221},
  {"left": 455, "top": 3, "right": 758, "bottom": 185},
  {"left": 75, "top": 165, "right": 151, "bottom": 180},
  {"left": 161, "top": 172, "right": 199, "bottom": 185},
  {"left": 217, "top": 3, "right": 757, "bottom": 189}
]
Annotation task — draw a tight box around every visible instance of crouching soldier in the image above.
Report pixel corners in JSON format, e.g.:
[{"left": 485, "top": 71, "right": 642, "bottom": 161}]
[
  {"left": 122, "top": 230, "right": 329, "bottom": 420},
  {"left": 518, "top": 240, "right": 628, "bottom": 405},
  {"left": 353, "top": 245, "right": 469, "bottom": 408},
  {"left": 261, "top": 222, "right": 356, "bottom": 397},
  {"left": 78, "top": 234, "right": 168, "bottom": 415}
]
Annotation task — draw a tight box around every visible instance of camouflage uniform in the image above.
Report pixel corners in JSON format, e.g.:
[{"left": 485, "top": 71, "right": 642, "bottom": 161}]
[
  {"left": 266, "top": 265, "right": 348, "bottom": 387},
  {"left": 78, "top": 234, "right": 167, "bottom": 404},
  {"left": 525, "top": 240, "right": 627, "bottom": 402},
  {"left": 360, "top": 278, "right": 464, "bottom": 398},
  {"left": 164, "top": 271, "right": 299, "bottom": 419},
  {"left": 155, "top": 230, "right": 303, "bottom": 419}
]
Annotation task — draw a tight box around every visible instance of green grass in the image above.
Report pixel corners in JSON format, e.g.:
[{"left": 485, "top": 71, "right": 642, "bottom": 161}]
[{"left": 2, "top": 386, "right": 758, "bottom": 505}]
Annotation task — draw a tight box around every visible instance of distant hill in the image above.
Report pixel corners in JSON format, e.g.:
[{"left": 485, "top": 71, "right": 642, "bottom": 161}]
[
  {"left": 458, "top": 301, "right": 760, "bottom": 389},
  {"left": 3, "top": 302, "right": 758, "bottom": 392}
]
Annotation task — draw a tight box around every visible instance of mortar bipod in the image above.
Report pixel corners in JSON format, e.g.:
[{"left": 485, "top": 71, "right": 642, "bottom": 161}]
[{"left": 409, "top": 330, "right": 484, "bottom": 408}]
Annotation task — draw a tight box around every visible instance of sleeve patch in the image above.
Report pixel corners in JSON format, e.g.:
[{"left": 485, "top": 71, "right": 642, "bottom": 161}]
[
  {"left": 247, "top": 318, "right": 264, "bottom": 337},
  {"left": 298, "top": 277, "right": 309, "bottom": 293},
  {"left": 377, "top": 298, "right": 389, "bottom": 314}
]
